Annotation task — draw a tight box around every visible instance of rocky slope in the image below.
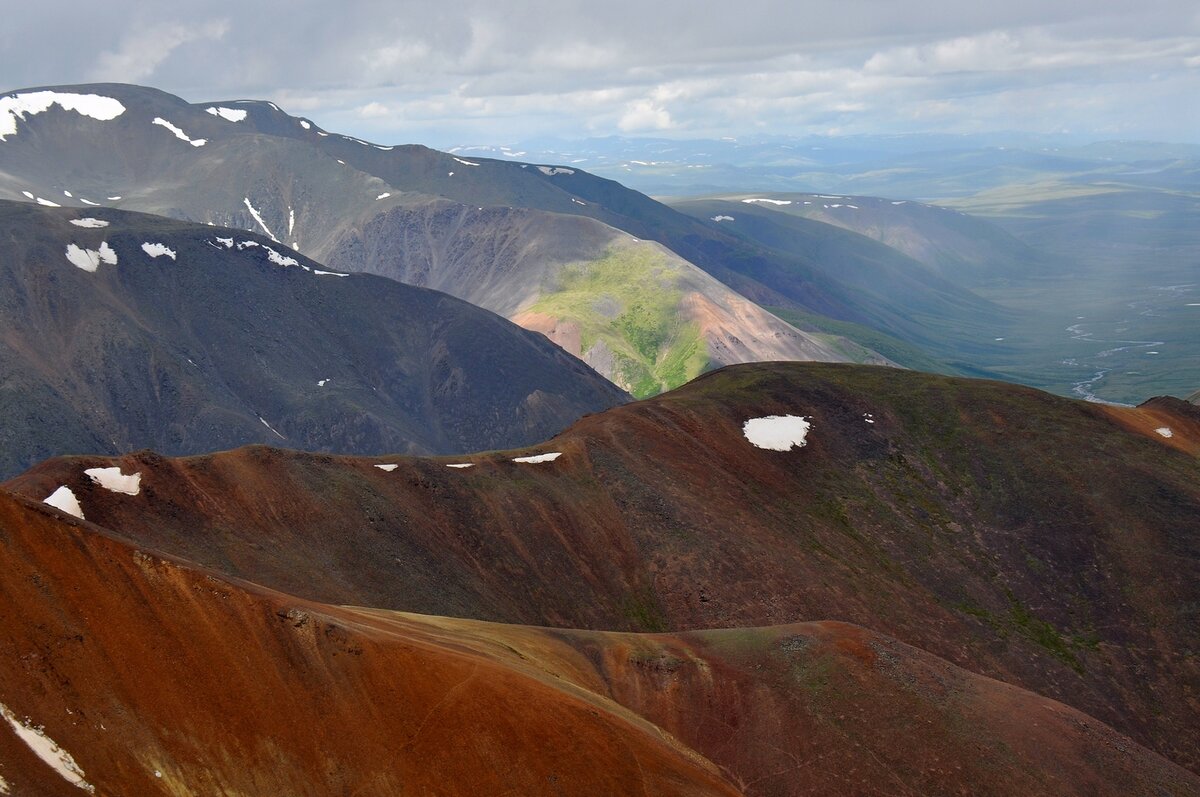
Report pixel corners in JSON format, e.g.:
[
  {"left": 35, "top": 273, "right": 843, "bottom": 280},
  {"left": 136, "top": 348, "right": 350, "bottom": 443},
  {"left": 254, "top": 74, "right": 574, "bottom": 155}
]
[
  {"left": 0, "top": 200, "right": 627, "bottom": 478},
  {"left": 9, "top": 362, "right": 1199, "bottom": 772}
]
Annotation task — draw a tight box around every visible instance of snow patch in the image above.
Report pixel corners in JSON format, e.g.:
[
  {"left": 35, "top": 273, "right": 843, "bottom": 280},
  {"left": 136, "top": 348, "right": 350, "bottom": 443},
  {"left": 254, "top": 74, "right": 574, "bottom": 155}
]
[
  {"left": 259, "top": 417, "right": 286, "bottom": 439},
  {"left": 98, "top": 241, "right": 117, "bottom": 265},
  {"left": 0, "top": 773, "right": 9, "bottom": 794},
  {"left": 313, "top": 269, "right": 348, "bottom": 277},
  {"left": 317, "top": 379, "right": 329, "bottom": 386},
  {"left": 300, "top": 120, "right": 311, "bottom": 130},
  {"left": 571, "top": 198, "right": 587, "bottom": 205},
  {"left": 85, "top": 466, "right": 141, "bottom": 495},
  {"left": 512, "top": 452, "right": 563, "bottom": 463},
  {"left": 1156, "top": 427, "right": 1174, "bottom": 438},
  {"left": 446, "top": 463, "right": 475, "bottom": 469},
  {"left": 69, "top": 218, "right": 108, "bottom": 228},
  {"left": 205, "top": 106, "right": 247, "bottom": 122},
  {"left": 215, "top": 236, "right": 234, "bottom": 248},
  {"left": 453, "top": 157, "right": 480, "bottom": 166},
  {"left": 711, "top": 215, "right": 735, "bottom": 222},
  {"left": 63, "top": 190, "right": 72, "bottom": 197},
  {"left": 376, "top": 192, "right": 391, "bottom": 200},
  {"left": 742, "top": 415, "right": 811, "bottom": 451},
  {"left": 375, "top": 464, "right": 399, "bottom": 472},
  {"left": 20, "top": 191, "right": 33, "bottom": 199},
  {"left": 36, "top": 197, "right": 61, "bottom": 207},
  {"left": 263, "top": 246, "right": 300, "bottom": 268},
  {"left": 141, "top": 242, "right": 176, "bottom": 260},
  {"left": 152, "top": 117, "right": 206, "bottom": 147},
  {"left": 243, "top": 197, "right": 279, "bottom": 242},
  {"left": 537, "top": 166, "right": 574, "bottom": 176},
  {"left": 287, "top": 207, "right": 295, "bottom": 237},
  {"left": 43, "top": 486, "right": 84, "bottom": 519},
  {"left": 80, "top": 198, "right": 101, "bottom": 206},
  {"left": 0, "top": 91, "right": 125, "bottom": 141},
  {"left": 741, "top": 198, "right": 791, "bottom": 205},
  {"left": 65, "top": 244, "right": 101, "bottom": 272},
  {"left": 107, "top": 196, "right": 121, "bottom": 201},
  {"left": 0, "top": 703, "right": 94, "bottom": 792}
]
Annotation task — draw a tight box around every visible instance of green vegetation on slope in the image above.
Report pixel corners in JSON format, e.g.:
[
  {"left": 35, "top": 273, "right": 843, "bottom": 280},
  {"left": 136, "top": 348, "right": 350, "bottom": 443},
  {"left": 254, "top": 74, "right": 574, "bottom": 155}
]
[{"left": 530, "top": 245, "right": 710, "bottom": 398}]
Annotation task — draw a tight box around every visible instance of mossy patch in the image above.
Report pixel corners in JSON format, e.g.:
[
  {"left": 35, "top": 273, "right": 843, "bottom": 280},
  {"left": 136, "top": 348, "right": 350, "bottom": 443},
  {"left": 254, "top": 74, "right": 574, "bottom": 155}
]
[{"left": 530, "top": 245, "right": 710, "bottom": 397}]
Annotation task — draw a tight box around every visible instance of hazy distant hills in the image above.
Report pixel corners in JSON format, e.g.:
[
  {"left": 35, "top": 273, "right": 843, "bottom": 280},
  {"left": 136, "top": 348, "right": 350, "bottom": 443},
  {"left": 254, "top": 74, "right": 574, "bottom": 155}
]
[
  {"left": 12, "top": 362, "right": 1200, "bottom": 774},
  {"left": 0, "top": 201, "right": 628, "bottom": 478},
  {"left": 3, "top": 482, "right": 1195, "bottom": 794}
]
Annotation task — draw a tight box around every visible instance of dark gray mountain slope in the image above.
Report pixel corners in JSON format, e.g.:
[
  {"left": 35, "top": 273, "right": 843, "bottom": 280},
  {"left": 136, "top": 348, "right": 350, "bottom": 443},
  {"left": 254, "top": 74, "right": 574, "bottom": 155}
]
[{"left": 0, "top": 200, "right": 628, "bottom": 478}]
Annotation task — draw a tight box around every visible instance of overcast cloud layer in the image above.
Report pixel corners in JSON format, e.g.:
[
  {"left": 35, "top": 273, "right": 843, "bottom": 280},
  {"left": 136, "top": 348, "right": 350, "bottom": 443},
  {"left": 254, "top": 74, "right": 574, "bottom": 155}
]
[{"left": 2, "top": 0, "right": 1198, "bottom": 145}]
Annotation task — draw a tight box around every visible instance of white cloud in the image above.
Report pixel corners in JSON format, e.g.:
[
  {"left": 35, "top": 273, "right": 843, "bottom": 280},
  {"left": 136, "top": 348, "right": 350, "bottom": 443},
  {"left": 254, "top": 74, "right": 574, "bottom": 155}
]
[
  {"left": 357, "top": 101, "right": 392, "bottom": 118},
  {"left": 618, "top": 99, "right": 673, "bottom": 131},
  {"left": 88, "top": 19, "right": 229, "bottom": 83}
]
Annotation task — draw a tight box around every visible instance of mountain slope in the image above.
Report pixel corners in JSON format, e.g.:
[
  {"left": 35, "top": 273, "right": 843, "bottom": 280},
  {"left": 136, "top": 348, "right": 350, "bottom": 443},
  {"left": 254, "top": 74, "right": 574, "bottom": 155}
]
[
  {"left": 0, "top": 83, "right": 879, "bottom": 395},
  {"left": 672, "top": 194, "right": 1049, "bottom": 286},
  {"left": 10, "top": 362, "right": 1199, "bottom": 772},
  {"left": 0, "top": 200, "right": 627, "bottom": 478},
  {"left": 2, "top": 488, "right": 1196, "bottom": 795}
]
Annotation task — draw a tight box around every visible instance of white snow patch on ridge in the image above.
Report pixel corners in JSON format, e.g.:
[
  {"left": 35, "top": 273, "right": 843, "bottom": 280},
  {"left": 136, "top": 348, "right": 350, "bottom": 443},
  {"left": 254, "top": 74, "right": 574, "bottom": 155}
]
[
  {"left": 141, "top": 242, "right": 176, "bottom": 260},
  {"left": 446, "top": 463, "right": 474, "bottom": 469},
  {"left": 537, "top": 166, "right": 574, "bottom": 176},
  {"left": 375, "top": 463, "right": 399, "bottom": 472},
  {"left": 43, "top": 486, "right": 84, "bottom": 519},
  {"left": 512, "top": 452, "right": 562, "bottom": 463},
  {"left": 742, "top": 198, "right": 791, "bottom": 206},
  {"left": 1156, "top": 427, "right": 1174, "bottom": 438},
  {"left": 152, "top": 117, "right": 206, "bottom": 147},
  {"left": 0, "top": 91, "right": 125, "bottom": 141},
  {"left": 453, "top": 157, "right": 480, "bottom": 166},
  {"left": 85, "top": 466, "right": 141, "bottom": 495},
  {"left": 711, "top": 215, "right": 734, "bottom": 222},
  {"left": 743, "top": 415, "right": 811, "bottom": 451},
  {"left": 206, "top": 106, "right": 247, "bottom": 122},
  {"left": 36, "top": 197, "right": 61, "bottom": 207},
  {"left": 69, "top": 218, "right": 108, "bottom": 228},
  {"left": 376, "top": 192, "right": 391, "bottom": 200},
  {"left": 0, "top": 702, "right": 94, "bottom": 792},
  {"left": 65, "top": 242, "right": 117, "bottom": 272}
]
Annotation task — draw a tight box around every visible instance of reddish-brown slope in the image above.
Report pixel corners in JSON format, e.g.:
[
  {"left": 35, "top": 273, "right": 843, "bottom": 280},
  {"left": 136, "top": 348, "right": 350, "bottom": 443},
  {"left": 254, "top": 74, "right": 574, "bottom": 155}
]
[
  {"left": 9, "top": 362, "right": 1200, "bottom": 772},
  {"left": 2, "top": 490, "right": 1195, "bottom": 796},
  {"left": 0, "top": 490, "right": 739, "bottom": 796}
]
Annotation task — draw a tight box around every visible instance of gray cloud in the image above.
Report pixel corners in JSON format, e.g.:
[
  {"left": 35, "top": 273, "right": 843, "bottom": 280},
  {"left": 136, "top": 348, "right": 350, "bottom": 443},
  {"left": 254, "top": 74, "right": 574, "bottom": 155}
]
[{"left": 2, "top": 0, "right": 1197, "bottom": 145}]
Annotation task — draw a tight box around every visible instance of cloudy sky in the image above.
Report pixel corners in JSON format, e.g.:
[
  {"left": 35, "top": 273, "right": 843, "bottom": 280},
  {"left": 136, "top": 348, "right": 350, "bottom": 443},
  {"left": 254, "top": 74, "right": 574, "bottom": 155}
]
[{"left": 3, "top": 0, "right": 1198, "bottom": 146}]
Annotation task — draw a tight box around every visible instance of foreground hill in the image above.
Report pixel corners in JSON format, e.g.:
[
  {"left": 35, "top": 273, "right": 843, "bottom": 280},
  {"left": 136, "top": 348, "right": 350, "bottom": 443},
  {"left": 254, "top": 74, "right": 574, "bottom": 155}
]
[
  {"left": 1, "top": 488, "right": 1195, "bottom": 795},
  {"left": 0, "top": 201, "right": 627, "bottom": 478},
  {"left": 0, "top": 83, "right": 884, "bottom": 395},
  {"left": 10, "top": 362, "right": 1199, "bottom": 772}
]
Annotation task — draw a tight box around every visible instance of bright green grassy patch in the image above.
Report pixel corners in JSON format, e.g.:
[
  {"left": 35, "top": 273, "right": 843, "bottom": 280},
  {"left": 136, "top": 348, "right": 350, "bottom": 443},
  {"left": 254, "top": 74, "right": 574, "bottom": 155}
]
[{"left": 530, "top": 245, "right": 711, "bottom": 398}]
